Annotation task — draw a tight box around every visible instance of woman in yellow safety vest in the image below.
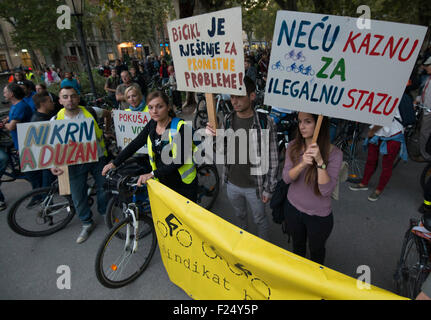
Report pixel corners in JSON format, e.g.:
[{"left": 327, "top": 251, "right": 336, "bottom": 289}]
[
  {"left": 124, "top": 85, "right": 148, "bottom": 112},
  {"left": 102, "top": 90, "right": 198, "bottom": 202}
]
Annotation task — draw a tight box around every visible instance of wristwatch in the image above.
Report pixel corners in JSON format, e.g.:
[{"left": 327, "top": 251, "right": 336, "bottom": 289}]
[{"left": 316, "top": 162, "right": 327, "bottom": 169}]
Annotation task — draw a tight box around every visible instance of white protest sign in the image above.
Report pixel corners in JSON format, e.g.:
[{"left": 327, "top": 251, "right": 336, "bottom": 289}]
[
  {"left": 264, "top": 11, "right": 427, "bottom": 126},
  {"left": 17, "top": 119, "right": 97, "bottom": 172},
  {"left": 113, "top": 110, "right": 151, "bottom": 154},
  {"left": 167, "top": 6, "right": 246, "bottom": 95}
]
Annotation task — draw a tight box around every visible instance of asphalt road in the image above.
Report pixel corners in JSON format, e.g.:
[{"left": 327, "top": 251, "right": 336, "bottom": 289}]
[{"left": 0, "top": 109, "right": 427, "bottom": 300}]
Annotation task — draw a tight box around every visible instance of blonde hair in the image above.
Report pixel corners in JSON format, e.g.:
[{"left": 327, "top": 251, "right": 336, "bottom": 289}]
[{"left": 124, "top": 85, "right": 142, "bottom": 102}]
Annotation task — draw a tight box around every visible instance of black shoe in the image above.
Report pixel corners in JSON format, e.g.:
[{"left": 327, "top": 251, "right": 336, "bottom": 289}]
[{"left": 418, "top": 203, "right": 431, "bottom": 214}]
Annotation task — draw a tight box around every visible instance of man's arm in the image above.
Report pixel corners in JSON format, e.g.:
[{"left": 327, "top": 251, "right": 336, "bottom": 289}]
[{"left": 5, "top": 119, "right": 18, "bottom": 131}]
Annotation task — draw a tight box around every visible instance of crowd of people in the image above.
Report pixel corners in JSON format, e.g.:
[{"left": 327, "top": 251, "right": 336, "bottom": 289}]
[{"left": 1, "top": 43, "right": 431, "bottom": 299}]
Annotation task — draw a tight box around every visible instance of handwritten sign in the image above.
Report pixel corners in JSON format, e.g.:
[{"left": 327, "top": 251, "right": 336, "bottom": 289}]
[
  {"left": 264, "top": 11, "right": 427, "bottom": 126},
  {"left": 112, "top": 110, "right": 151, "bottom": 154},
  {"left": 17, "top": 119, "right": 97, "bottom": 172},
  {"left": 168, "top": 7, "right": 246, "bottom": 95}
]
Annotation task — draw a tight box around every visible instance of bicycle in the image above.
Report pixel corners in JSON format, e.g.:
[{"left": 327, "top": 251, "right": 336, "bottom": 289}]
[
  {"left": 104, "top": 160, "right": 220, "bottom": 231},
  {"left": 0, "top": 138, "right": 25, "bottom": 182},
  {"left": 332, "top": 120, "right": 365, "bottom": 183},
  {"left": 393, "top": 216, "right": 431, "bottom": 299},
  {"left": 193, "top": 93, "right": 231, "bottom": 130},
  {"left": 7, "top": 176, "right": 97, "bottom": 237},
  {"left": 95, "top": 172, "right": 157, "bottom": 289}
]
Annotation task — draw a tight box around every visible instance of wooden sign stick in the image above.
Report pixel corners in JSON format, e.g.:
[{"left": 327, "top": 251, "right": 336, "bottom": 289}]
[
  {"left": 312, "top": 115, "right": 323, "bottom": 144},
  {"left": 58, "top": 166, "right": 71, "bottom": 195},
  {"left": 205, "top": 93, "right": 218, "bottom": 130}
]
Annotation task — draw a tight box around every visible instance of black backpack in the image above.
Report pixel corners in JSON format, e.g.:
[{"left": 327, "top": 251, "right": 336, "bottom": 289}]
[
  {"left": 269, "top": 179, "right": 289, "bottom": 224},
  {"left": 395, "top": 93, "right": 416, "bottom": 127}
]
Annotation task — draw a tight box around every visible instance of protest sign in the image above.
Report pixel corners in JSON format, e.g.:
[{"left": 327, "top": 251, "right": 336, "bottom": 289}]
[
  {"left": 112, "top": 110, "right": 151, "bottom": 154},
  {"left": 264, "top": 11, "right": 427, "bottom": 126},
  {"left": 167, "top": 6, "right": 245, "bottom": 96},
  {"left": 148, "top": 179, "right": 406, "bottom": 300},
  {"left": 17, "top": 119, "right": 98, "bottom": 172}
]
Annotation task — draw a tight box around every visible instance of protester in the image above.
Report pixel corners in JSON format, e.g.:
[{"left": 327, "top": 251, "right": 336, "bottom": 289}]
[
  {"left": 24, "top": 92, "right": 56, "bottom": 207},
  {"left": 17, "top": 81, "right": 36, "bottom": 112},
  {"left": 114, "top": 58, "right": 127, "bottom": 75},
  {"left": 159, "top": 60, "right": 169, "bottom": 86},
  {"left": 35, "top": 83, "right": 62, "bottom": 115},
  {"left": 244, "top": 57, "right": 257, "bottom": 83},
  {"left": 44, "top": 67, "right": 61, "bottom": 87},
  {"left": 50, "top": 86, "right": 108, "bottom": 244},
  {"left": 282, "top": 113, "right": 342, "bottom": 264},
  {"left": 1, "top": 83, "right": 33, "bottom": 210},
  {"left": 417, "top": 57, "right": 431, "bottom": 162},
  {"left": 168, "top": 65, "right": 182, "bottom": 112},
  {"left": 115, "top": 71, "right": 140, "bottom": 110},
  {"left": 13, "top": 70, "right": 36, "bottom": 91},
  {"left": 104, "top": 68, "right": 121, "bottom": 107},
  {"left": 130, "top": 66, "right": 148, "bottom": 101},
  {"left": 124, "top": 86, "right": 148, "bottom": 112},
  {"left": 102, "top": 90, "right": 198, "bottom": 202},
  {"left": 206, "top": 76, "right": 279, "bottom": 241},
  {"left": 61, "top": 71, "right": 81, "bottom": 95},
  {"left": 349, "top": 104, "right": 407, "bottom": 201}
]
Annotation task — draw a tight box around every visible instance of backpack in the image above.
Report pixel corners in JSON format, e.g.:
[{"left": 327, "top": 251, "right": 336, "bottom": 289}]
[
  {"left": 269, "top": 179, "right": 289, "bottom": 224},
  {"left": 395, "top": 93, "right": 416, "bottom": 127}
]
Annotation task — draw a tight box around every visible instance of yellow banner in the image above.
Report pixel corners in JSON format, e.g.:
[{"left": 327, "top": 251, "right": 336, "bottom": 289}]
[{"left": 147, "top": 180, "right": 407, "bottom": 300}]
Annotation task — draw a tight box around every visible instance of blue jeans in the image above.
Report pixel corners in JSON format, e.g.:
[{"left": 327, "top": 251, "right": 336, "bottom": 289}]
[
  {"left": 68, "top": 157, "right": 107, "bottom": 225},
  {"left": 0, "top": 148, "right": 8, "bottom": 202}
]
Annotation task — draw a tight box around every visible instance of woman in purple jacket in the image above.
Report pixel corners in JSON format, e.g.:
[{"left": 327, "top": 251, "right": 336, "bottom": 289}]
[{"left": 282, "top": 112, "right": 343, "bottom": 265}]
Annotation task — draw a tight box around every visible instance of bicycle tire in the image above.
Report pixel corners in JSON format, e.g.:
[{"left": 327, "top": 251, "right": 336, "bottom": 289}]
[
  {"left": 420, "top": 162, "right": 431, "bottom": 191},
  {"left": 105, "top": 195, "right": 152, "bottom": 240},
  {"left": 196, "top": 164, "right": 220, "bottom": 210},
  {"left": 95, "top": 214, "right": 157, "bottom": 289},
  {"left": 393, "top": 228, "right": 429, "bottom": 299},
  {"left": 7, "top": 186, "right": 75, "bottom": 237},
  {"left": 193, "top": 110, "right": 208, "bottom": 130}
]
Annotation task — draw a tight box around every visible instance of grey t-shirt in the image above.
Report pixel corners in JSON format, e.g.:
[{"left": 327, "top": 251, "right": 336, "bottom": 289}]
[{"left": 227, "top": 114, "right": 256, "bottom": 188}]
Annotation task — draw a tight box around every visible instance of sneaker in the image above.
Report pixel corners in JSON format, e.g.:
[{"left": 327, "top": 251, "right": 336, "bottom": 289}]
[
  {"left": 0, "top": 201, "right": 6, "bottom": 211},
  {"left": 368, "top": 191, "right": 381, "bottom": 202},
  {"left": 349, "top": 184, "right": 369, "bottom": 191},
  {"left": 76, "top": 222, "right": 96, "bottom": 244}
]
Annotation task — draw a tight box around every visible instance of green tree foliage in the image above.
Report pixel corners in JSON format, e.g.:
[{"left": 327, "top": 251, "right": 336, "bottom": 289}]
[
  {"left": 0, "top": 0, "right": 74, "bottom": 69},
  {"left": 100, "top": 0, "right": 175, "bottom": 56}
]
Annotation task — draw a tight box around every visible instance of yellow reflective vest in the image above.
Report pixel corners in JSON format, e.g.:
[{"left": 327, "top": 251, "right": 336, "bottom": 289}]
[
  {"left": 147, "top": 118, "right": 196, "bottom": 184},
  {"left": 56, "top": 106, "right": 108, "bottom": 157}
]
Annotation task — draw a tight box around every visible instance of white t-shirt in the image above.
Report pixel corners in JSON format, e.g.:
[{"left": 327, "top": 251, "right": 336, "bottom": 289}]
[
  {"left": 374, "top": 108, "right": 404, "bottom": 137},
  {"left": 50, "top": 107, "right": 105, "bottom": 158}
]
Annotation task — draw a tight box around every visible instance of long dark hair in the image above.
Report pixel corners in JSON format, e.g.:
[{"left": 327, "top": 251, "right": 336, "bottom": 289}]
[
  {"left": 146, "top": 90, "right": 176, "bottom": 118},
  {"left": 288, "top": 113, "right": 331, "bottom": 196}
]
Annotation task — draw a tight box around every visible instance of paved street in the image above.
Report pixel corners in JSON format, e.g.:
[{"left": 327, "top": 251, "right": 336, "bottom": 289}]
[{"left": 0, "top": 112, "right": 427, "bottom": 299}]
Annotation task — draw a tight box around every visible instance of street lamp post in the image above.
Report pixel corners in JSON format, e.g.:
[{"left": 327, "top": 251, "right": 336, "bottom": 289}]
[{"left": 67, "top": 0, "right": 97, "bottom": 97}]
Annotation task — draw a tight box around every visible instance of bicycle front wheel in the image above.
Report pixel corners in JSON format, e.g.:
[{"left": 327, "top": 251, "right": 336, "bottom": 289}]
[
  {"left": 105, "top": 196, "right": 152, "bottom": 240},
  {"left": 394, "top": 228, "right": 429, "bottom": 299},
  {"left": 7, "top": 187, "right": 75, "bottom": 237},
  {"left": 95, "top": 215, "right": 157, "bottom": 288}
]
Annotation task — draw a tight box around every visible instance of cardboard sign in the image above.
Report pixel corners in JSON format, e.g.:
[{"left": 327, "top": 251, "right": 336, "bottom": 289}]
[
  {"left": 264, "top": 11, "right": 427, "bottom": 126},
  {"left": 168, "top": 7, "right": 246, "bottom": 95},
  {"left": 112, "top": 110, "right": 151, "bottom": 154},
  {"left": 17, "top": 119, "right": 97, "bottom": 172}
]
